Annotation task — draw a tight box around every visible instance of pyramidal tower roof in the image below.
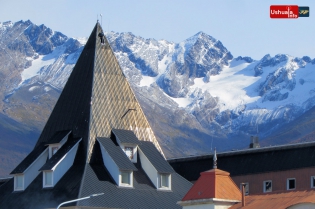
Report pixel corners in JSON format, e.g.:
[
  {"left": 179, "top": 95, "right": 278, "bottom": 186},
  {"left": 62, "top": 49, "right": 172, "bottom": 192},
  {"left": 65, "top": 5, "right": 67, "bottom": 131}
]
[
  {"left": 0, "top": 22, "right": 193, "bottom": 209},
  {"left": 35, "top": 22, "right": 164, "bottom": 160}
]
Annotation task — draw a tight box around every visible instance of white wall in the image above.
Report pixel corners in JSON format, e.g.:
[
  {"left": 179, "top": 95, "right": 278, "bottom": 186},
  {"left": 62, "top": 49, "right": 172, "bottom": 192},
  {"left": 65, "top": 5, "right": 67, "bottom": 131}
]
[
  {"left": 287, "top": 203, "right": 315, "bottom": 209},
  {"left": 99, "top": 143, "right": 119, "bottom": 185},
  {"left": 183, "top": 204, "right": 215, "bottom": 209},
  {"left": 24, "top": 148, "right": 48, "bottom": 189},
  {"left": 182, "top": 203, "right": 234, "bottom": 209},
  {"left": 52, "top": 140, "right": 80, "bottom": 186},
  {"left": 139, "top": 148, "right": 158, "bottom": 188}
]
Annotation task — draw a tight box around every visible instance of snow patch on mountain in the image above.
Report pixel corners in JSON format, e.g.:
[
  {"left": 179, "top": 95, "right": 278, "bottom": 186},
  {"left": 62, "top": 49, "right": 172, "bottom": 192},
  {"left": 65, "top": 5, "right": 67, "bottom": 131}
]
[
  {"left": 20, "top": 55, "right": 55, "bottom": 84},
  {"left": 189, "top": 59, "right": 259, "bottom": 111}
]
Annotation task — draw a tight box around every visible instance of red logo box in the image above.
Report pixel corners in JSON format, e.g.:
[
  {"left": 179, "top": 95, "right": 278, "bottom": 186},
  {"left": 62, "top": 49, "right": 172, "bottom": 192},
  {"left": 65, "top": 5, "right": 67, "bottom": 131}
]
[{"left": 270, "top": 5, "right": 299, "bottom": 18}]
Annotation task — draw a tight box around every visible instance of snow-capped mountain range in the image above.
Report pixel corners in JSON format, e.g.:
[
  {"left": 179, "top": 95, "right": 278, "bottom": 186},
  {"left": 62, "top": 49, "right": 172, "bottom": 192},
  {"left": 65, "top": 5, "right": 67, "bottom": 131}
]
[{"left": 0, "top": 20, "right": 315, "bottom": 175}]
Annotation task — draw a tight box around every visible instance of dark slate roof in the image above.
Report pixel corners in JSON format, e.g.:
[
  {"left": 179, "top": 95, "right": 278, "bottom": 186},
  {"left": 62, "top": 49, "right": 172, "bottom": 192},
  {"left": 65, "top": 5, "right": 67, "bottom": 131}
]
[
  {"left": 139, "top": 141, "right": 174, "bottom": 173},
  {"left": 40, "top": 138, "right": 81, "bottom": 171},
  {"left": 111, "top": 129, "right": 141, "bottom": 145},
  {"left": 78, "top": 163, "right": 192, "bottom": 208},
  {"left": 97, "top": 137, "right": 137, "bottom": 171},
  {"left": 0, "top": 177, "right": 12, "bottom": 187},
  {"left": 46, "top": 130, "right": 71, "bottom": 144},
  {"left": 10, "top": 143, "right": 48, "bottom": 174},
  {"left": 168, "top": 141, "right": 315, "bottom": 181},
  {"left": 0, "top": 164, "right": 84, "bottom": 209},
  {"left": 34, "top": 22, "right": 98, "bottom": 161}
]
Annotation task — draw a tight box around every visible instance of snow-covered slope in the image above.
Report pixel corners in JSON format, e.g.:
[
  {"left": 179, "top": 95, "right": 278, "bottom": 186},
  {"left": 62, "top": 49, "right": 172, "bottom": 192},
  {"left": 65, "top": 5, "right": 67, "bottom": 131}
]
[{"left": 1, "top": 20, "right": 315, "bottom": 161}]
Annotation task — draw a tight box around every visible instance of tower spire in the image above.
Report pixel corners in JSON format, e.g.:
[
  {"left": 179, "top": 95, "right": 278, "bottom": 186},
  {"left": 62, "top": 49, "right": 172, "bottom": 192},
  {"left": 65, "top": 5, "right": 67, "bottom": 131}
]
[{"left": 34, "top": 22, "right": 165, "bottom": 162}]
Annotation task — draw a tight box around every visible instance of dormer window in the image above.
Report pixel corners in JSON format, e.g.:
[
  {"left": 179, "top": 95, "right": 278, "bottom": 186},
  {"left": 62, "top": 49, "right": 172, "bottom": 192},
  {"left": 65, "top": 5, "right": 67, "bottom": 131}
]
[
  {"left": 43, "top": 171, "right": 53, "bottom": 187},
  {"left": 124, "top": 147, "right": 134, "bottom": 160},
  {"left": 52, "top": 146, "right": 59, "bottom": 155},
  {"left": 119, "top": 171, "right": 133, "bottom": 187},
  {"left": 49, "top": 144, "right": 60, "bottom": 158},
  {"left": 159, "top": 173, "right": 171, "bottom": 190},
  {"left": 14, "top": 174, "right": 24, "bottom": 191}
]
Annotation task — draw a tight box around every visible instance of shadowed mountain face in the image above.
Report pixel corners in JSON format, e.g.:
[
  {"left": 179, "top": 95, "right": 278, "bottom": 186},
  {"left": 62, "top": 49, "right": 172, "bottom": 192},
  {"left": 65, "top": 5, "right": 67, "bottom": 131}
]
[{"left": 0, "top": 20, "right": 315, "bottom": 177}]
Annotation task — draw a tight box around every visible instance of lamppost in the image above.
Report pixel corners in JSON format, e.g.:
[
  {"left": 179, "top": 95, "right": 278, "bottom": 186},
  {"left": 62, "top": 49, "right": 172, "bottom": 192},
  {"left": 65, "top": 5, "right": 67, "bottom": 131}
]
[{"left": 56, "top": 193, "right": 104, "bottom": 209}]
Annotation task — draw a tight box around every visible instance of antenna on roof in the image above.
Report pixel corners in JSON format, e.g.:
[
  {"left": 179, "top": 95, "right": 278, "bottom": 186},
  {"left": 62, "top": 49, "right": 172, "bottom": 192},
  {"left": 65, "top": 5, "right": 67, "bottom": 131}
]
[
  {"left": 97, "top": 14, "right": 99, "bottom": 23},
  {"left": 100, "top": 14, "right": 103, "bottom": 28}
]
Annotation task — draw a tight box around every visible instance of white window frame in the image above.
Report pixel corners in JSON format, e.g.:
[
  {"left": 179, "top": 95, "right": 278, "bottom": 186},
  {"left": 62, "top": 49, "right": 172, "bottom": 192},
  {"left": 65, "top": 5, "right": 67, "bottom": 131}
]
[
  {"left": 240, "top": 182, "right": 249, "bottom": 195},
  {"left": 311, "top": 176, "right": 315, "bottom": 188},
  {"left": 263, "top": 180, "right": 272, "bottom": 193},
  {"left": 14, "top": 174, "right": 24, "bottom": 191},
  {"left": 43, "top": 171, "right": 54, "bottom": 188},
  {"left": 49, "top": 144, "right": 60, "bottom": 158},
  {"left": 119, "top": 171, "right": 133, "bottom": 187},
  {"left": 287, "top": 178, "right": 296, "bottom": 190},
  {"left": 124, "top": 146, "right": 134, "bottom": 160},
  {"left": 158, "top": 173, "right": 171, "bottom": 190}
]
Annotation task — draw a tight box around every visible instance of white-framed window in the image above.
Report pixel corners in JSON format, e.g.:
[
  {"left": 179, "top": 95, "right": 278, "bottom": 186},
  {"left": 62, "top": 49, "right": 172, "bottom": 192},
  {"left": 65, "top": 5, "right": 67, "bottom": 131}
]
[
  {"left": 263, "top": 180, "right": 272, "bottom": 193},
  {"left": 14, "top": 174, "right": 24, "bottom": 191},
  {"left": 43, "top": 171, "right": 53, "bottom": 187},
  {"left": 240, "top": 182, "right": 249, "bottom": 195},
  {"left": 124, "top": 146, "right": 134, "bottom": 160},
  {"left": 49, "top": 145, "right": 60, "bottom": 158},
  {"left": 119, "top": 171, "right": 133, "bottom": 187},
  {"left": 287, "top": 178, "right": 296, "bottom": 190},
  {"left": 311, "top": 176, "right": 315, "bottom": 188},
  {"left": 159, "top": 173, "right": 171, "bottom": 190}
]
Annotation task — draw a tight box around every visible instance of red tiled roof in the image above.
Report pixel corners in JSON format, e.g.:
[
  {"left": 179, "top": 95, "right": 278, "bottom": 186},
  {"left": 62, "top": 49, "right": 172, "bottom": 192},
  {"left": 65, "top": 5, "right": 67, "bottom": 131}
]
[
  {"left": 229, "top": 190, "right": 315, "bottom": 209},
  {"left": 182, "top": 168, "right": 242, "bottom": 201}
]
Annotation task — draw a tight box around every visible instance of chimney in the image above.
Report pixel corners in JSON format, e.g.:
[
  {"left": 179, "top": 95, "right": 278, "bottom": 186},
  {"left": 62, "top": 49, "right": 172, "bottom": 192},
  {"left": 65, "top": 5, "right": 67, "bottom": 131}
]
[
  {"left": 249, "top": 136, "right": 260, "bottom": 148},
  {"left": 241, "top": 183, "right": 246, "bottom": 207}
]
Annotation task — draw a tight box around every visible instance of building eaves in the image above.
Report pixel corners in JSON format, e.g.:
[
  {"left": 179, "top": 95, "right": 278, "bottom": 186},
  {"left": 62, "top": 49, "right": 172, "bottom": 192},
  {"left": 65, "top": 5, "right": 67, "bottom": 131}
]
[
  {"left": 139, "top": 141, "right": 174, "bottom": 173},
  {"left": 229, "top": 189, "right": 315, "bottom": 209},
  {"left": 168, "top": 141, "right": 315, "bottom": 163},
  {"left": 40, "top": 137, "right": 81, "bottom": 171},
  {"left": 10, "top": 143, "right": 47, "bottom": 174},
  {"left": 97, "top": 137, "right": 137, "bottom": 171},
  {"left": 111, "top": 129, "right": 141, "bottom": 145},
  {"left": 169, "top": 141, "right": 315, "bottom": 181}
]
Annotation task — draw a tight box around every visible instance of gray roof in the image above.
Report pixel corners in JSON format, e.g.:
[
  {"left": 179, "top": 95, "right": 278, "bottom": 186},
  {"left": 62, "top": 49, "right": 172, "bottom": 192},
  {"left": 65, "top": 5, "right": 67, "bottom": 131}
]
[
  {"left": 10, "top": 143, "right": 48, "bottom": 174},
  {"left": 112, "top": 129, "right": 141, "bottom": 145},
  {"left": 139, "top": 141, "right": 174, "bottom": 173},
  {"left": 78, "top": 163, "right": 192, "bottom": 209},
  {"left": 46, "top": 130, "right": 71, "bottom": 144},
  {"left": 0, "top": 164, "right": 85, "bottom": 209},
  {"left": 169, "top": 141, "right": 315, "bottom": 181},
  {"left": 40, "top": 138, "right": 81, "bottom": 171},
  {"left": 97, "top": 137, "right": 137, "bottom": 171}
]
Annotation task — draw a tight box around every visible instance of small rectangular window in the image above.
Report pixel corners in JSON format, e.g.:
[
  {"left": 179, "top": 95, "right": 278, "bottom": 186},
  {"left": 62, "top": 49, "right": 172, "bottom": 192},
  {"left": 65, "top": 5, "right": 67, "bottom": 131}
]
[
  {"left": 121, "top": 171, "right": 130, "bottom": 185},
  {"left": 240, "top": 183, "right": 249, "bottom": 195},
  {"left": 263, "top": 180, "right": 272, "bottom": 193},
  {"left": 49, "top": 145, "right": 60, "bottom": 158},
  {"left": 124, "top": 147, "right": 134, "bottom": 160},
  {"left": 14, "top": 175, "right": 24, "bottom": 191},
  {"left": 311, "top": 176, "right": 315, "bottom": 188},
  {"left": 44, "top": 171, "right": 53, "bottom": 187},
  {"left": 287, "top": 178, "right": 296, "bottom": 190},
  {"left": 160, "top": 174, "right": 169, "bottom": 188},
  {"left": 159, "top": 173, "right": 171, "bottom": 190}
]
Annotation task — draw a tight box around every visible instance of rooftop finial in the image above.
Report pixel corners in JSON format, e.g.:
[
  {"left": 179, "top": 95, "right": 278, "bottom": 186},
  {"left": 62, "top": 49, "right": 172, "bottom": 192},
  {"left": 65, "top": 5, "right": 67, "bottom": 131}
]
[{"left": 213, "top": 148, "right": 217, "bottom": 169}]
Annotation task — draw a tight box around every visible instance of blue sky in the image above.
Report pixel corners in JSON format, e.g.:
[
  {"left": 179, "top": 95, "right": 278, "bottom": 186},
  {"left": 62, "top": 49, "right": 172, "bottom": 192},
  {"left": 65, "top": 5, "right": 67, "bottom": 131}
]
[{"left": 1, "top": 0, "right": 314, "bottom": 60}]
